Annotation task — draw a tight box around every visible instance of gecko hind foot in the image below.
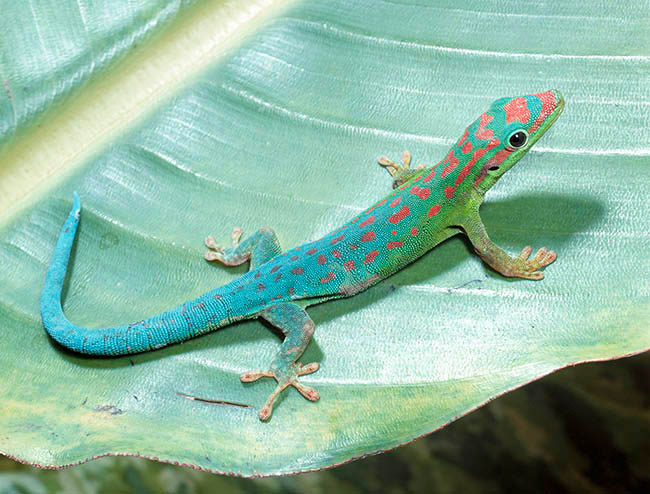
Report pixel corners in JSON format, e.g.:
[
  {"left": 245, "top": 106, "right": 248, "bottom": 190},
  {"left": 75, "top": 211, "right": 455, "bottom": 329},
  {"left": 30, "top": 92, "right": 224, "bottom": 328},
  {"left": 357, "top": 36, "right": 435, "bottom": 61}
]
[{"left": 241, "top": 362, "right": 320, "bottom": 421}]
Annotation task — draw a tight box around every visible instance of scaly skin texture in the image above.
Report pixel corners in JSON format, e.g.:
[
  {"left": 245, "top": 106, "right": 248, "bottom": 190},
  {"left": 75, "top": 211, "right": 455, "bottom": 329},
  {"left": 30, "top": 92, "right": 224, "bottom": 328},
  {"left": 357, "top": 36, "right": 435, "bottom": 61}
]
[{"left": 41, "top": 90, "right": 565, "bottom": 420}]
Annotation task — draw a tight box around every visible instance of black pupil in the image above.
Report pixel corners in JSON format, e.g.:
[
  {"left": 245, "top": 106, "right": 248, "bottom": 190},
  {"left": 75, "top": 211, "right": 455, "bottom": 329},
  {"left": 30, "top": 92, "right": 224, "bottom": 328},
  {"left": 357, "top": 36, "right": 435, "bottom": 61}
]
[{"left": 509, "top": 132, "right": 527, "bottom": 148}]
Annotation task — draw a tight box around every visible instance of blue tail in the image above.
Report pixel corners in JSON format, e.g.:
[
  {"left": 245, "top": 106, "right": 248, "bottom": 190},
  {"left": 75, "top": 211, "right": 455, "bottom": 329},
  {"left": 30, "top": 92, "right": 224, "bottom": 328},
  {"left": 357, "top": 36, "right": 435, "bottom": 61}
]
[{"left": 40, "top": 193, "right": 233, "bottom": 356}]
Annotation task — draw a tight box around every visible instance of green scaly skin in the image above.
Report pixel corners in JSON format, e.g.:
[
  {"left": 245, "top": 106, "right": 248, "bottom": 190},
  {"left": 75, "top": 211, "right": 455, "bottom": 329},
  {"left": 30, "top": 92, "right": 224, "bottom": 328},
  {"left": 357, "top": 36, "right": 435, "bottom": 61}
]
[{"left": 41, "top": 90, "right": 564, "bottom": 420}]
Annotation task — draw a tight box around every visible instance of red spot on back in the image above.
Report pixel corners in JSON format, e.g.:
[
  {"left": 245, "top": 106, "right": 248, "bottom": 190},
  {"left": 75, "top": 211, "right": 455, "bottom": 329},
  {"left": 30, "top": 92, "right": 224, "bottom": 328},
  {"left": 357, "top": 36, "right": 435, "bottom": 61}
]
[
  {"left": 317, "top": 255, "right": 326, "bottom": 265},
  {"left": 306, "top": 248, "right": 316, "bottom": 255},
  {"left": 254, "top": 271, "right": 261, "bottom": 279},
  {"left": 390, "top": 196, "right": 402, "bottom": 207},
  {"left": 389, "top": 206, "right": 410, "bottom": 225},
  {"left": 440, "top": 150, "right": 459, "bottom": 179},
  {"left": 428, "top": 205, "right": 442, "bottom": 217},
  {"left": 332, "top": 249, "right": 342, "bottom": 258},
  {"left": 361, "top": 231, "right": 376, "bottom": 242},
  {"left": 289, "top": 287, "right": 295, "bottom": 295},
  {"left": 274, "top": 273, "right": 283, "bottom": 281},
  {"left": 387, "top": 241, "right": 403, "bottom": 250},
  {"left": 391, "top": 230, "right": 397, "bottom": 236},
  {"left": 291, "top": 267, "right": 304, "bottom": 275},
  {"left": 444, "top": 186, "right": 455, "bottom": 199},
  {"left": 504, "top": 97, "right": 531, "bottom": 124},
  {"left": 410, "top": 185, "right": 431, "bottom": 200},
  {"left": 320, "top": 272, "right": 336, "bottom": 283},
  {"left": 360, "top": 216, "right": 374, "bottom": 228},
  {"left": 344, "top": 260, "right": 355, "bottom": 271},
  {"left": 331, "top": 234, "right": 344, "bottom": 245},
  {"left": 256, "top": 283, "right": 266, "bottom": 292},
  {"left": 364, "top": 250, "right": 379, "bottom": 264},
  {"left": 462, "top": 141, "right": 473, "bottom": 153},
  {"left": 271, "top": 265, "right": 280, "bottom": 273},
  {"left": 349, "top": 243, "right": 358, "bottom": 250},
  {"left": 422, "top": 169, "right": 436, "bottom": 183},
  {"left": 411, "top": 227, "right": 419, "bottom": 236},
  {"left": 290, "top": 255, "right": 298, "bottom": 261}
]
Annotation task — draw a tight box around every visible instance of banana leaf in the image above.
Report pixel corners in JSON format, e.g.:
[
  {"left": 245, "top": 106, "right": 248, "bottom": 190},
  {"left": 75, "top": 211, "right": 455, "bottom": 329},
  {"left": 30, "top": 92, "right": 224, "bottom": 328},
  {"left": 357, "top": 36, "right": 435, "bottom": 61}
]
[{"left": 0, "top": 0, "right": 648, "bottom": 476}]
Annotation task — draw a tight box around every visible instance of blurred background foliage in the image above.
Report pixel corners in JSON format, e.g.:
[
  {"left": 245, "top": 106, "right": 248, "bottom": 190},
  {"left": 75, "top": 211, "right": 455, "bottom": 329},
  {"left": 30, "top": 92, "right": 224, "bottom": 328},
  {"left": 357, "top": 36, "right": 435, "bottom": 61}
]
[{"left": 2, "top": 352, "right": 648, "bottom": 493}]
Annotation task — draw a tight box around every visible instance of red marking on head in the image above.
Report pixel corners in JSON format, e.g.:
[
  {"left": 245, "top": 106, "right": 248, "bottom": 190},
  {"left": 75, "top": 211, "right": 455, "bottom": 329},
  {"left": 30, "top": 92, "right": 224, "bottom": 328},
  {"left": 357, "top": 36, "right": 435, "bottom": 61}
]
[
  {"left": 289, "top": 287, "right": 295, "bottom": 295},
  {"left": 332, "top": 249, "right": 342, "bottom": 258},
  {"left": 390, "top": 196, "right": 402, "bottom": 207},
  {"left": 475, "top": 113, "right": 494, "bottom": 140},
  {"left": 331, "top": 224, "right": 349, "bottom": 234},
  {"left": 364, "top": 250, "right": 379, "bottom": 264},
  {"left": 351, "top": 216, "right": 360, "bottom": 223},
  {"left": 444, "top": 186, "right": 454, "bottom": 199},
  {"left": 290, "top": 255, "right": 298, "bottom": 261},
  {"left": 256, "top": 283, "right": 266, "bottom": 292},
  {"left": 344, "top": 260, "right": 355, "bottom": 271},
  {"left": 291, "top": 267, "right": 304, "bottom": 275},
  {"left": 320, "top": 272, "right": 336, "bottom": 283},
  {"left": 349, "top": 243, "right": 358, "bottom": 250},
  {"left": 462, "top": 141, "right": 473, "bottom": 154},
  {"left": 306, "top": 248, "right": 317, "bottom": 255},
  {"left": 387, "top": 241, "right": 403, "bottom": 250},
  {"left": 529, "top": 91, "right": 556, "bottom": 133},
  {"left": 317, "top": 255, "right": 326, "bottom": 265},
  {"left": 360, "top": 216, "right": 374, "bottom": 228},
  {"left": 274, "top": 273, "right": 282, "bottom": 281},
  {"left": 422, "top": 169, "right": 436, "bottom": 183},
  {"left": 388, "top": 206, "right": 410, "bottom": 225},
  {"left": 410, "top": 185, "right": 431, "bottom": 200},
  {"left": 411, "top": 227, "right": 419, "bottom": 236},
  {"left": 365, "top": 199, "right": 386, "bottom": 215},
  {"left": 474, "top": 148, "right": 511, "bottom": 186},
  {"left": 428, "top": 205, "right": 441, "bottom": 217},
  {"left": 271, "top": 265, "right": 280, "bottom": 273},
  {"left": 361, "top": 231, "right": 376, "bottom": 242},
  {"left": 504, "top": 97, "right": 530, "bottom": 124},
  {"left": 331, "top": 234, "right": 344, "bottom": 245}
]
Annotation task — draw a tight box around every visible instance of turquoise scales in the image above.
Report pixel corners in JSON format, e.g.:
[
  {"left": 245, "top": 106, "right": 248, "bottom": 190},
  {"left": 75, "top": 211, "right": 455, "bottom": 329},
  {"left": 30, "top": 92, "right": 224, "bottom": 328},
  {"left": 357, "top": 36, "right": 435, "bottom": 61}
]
[{"left": 41, "top": 90, "right": 565, "bottom": 420}]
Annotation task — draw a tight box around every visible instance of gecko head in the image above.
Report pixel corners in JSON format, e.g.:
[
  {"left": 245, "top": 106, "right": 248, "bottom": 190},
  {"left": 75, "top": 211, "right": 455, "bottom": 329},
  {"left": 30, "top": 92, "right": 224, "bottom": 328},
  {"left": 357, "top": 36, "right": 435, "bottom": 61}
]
[{"left": 469, "top": 90, "right": 564, "bottom": 194}]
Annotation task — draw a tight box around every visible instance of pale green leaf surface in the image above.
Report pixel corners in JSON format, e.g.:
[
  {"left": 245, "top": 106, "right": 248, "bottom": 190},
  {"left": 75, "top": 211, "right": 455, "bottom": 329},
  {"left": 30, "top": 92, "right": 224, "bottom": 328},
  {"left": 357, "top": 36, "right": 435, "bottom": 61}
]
[{"left": 1, "top": 0, "right": 649, "bottom": 476}]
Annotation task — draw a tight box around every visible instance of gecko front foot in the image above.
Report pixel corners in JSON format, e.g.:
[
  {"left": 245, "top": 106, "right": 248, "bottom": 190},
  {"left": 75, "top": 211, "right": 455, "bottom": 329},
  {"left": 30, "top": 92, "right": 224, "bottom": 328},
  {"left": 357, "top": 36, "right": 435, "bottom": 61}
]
[
  {"left": 241, "top": 362, "right": 320, "bottom": 421},
  {"left": 377, "top": 150, "right": 425, "bottom": 189},
  {"left": 204, "top": 227, "right": 246, "bottom": 265},
  {"left": 506, "top": 246, "right": 557, "bottom": 280}
]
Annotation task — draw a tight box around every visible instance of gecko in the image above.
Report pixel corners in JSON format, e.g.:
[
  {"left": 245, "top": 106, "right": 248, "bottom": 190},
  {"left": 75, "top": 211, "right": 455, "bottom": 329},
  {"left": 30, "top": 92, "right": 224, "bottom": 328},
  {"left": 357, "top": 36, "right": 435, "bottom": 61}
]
[{"left": 41, "top": 90, "right": 565, "bottom": 421}]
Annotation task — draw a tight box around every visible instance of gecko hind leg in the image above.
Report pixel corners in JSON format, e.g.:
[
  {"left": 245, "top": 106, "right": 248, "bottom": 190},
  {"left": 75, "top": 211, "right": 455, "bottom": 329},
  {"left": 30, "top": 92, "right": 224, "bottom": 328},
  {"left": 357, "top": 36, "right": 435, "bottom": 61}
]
[
  {"left": 205, "top": 226, "right": 281, "bottom": 270},
  {"left": 241, "top": 302, "right": 320, "bottom": 421},
  {"left": 377, "top": 150, "right": 425, "bottom": 189}
]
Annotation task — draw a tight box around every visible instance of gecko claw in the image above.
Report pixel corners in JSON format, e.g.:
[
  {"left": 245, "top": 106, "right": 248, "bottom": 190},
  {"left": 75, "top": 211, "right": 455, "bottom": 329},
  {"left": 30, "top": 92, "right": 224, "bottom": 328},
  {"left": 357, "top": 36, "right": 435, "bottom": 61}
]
[
  {"left": 509, "top": 245, "right": 557, "bottom": 280},
  {"left": 241, "top": 362, "right": 320, "bottom": 421}
]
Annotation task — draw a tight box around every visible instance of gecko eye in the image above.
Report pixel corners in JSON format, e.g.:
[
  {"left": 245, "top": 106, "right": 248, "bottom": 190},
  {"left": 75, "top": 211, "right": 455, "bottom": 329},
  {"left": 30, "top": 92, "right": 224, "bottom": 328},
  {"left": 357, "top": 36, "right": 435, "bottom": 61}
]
[{"left": 508, "top": 130, "right": 529, "bottom": 148}]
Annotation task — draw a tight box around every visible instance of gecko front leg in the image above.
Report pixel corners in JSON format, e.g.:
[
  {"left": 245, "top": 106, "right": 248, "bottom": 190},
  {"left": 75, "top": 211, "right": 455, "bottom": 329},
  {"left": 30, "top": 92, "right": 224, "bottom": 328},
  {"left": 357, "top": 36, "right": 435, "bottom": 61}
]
[
  {"left": 461, "top": 213, "right": 556, "bottom": 280},
  {"left": 377, "top": 150, "right": 425, "bottom": 189}
]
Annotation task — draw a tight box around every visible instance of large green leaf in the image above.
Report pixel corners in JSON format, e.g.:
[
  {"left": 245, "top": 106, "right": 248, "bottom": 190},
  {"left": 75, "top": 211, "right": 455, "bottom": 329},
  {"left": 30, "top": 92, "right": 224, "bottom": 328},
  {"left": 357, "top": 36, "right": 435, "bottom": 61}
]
[{"left": 1, "top": 0, "right": 648, "bottom": 476}]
